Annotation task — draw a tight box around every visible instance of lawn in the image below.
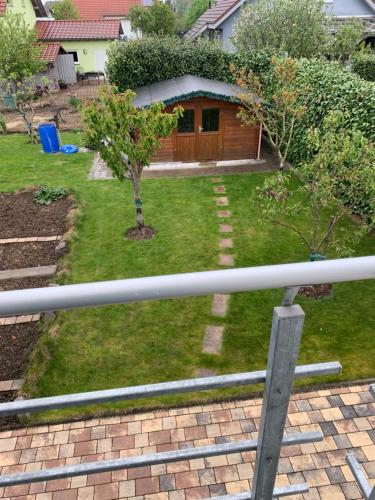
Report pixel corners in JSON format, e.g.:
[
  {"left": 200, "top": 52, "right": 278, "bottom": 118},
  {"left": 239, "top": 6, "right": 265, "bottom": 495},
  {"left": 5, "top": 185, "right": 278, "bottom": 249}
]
[{"left": 0, "top": 132, "right": 374, "bottom": 422}]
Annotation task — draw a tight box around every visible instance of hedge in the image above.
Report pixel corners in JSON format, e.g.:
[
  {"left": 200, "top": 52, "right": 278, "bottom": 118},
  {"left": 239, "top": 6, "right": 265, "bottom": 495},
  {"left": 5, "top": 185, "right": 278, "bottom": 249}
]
[
  {"left": 351, "top": 52, "right": 375, "bottom": 82},
  {"left": 106, "top": 37, "right": 274, "bottom": 90}
]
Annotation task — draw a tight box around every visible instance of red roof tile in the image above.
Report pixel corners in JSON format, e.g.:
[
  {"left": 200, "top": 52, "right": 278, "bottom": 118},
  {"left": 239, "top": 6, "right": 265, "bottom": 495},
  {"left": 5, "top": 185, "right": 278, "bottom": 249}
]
[
  {"left": 72, "top": 0, "right": 141, "bottom": 20},
  {"left": 36, "top": 19, "right": 122, "bottom": 40},
  {"left": 0, "top": 0, "right": 6, "bottom": 15},
  {"left": 185, "top": 0, "right": 242, "bottom": 39},
  {"left": 39, "top": 43, "right": 64, "bottom": 62}
]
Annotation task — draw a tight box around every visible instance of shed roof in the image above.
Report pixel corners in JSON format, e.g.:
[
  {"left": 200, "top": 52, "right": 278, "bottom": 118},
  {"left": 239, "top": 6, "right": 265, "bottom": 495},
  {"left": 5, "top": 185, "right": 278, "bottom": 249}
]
[
  {"left": 36, "top": 19, "right": 122, "bottom": 41},
  {"left": 39, "top": 43, "right": 65, "bottom": 62},
  {"left": 133, "top": 75, "right": 251, "bottom": 108}
]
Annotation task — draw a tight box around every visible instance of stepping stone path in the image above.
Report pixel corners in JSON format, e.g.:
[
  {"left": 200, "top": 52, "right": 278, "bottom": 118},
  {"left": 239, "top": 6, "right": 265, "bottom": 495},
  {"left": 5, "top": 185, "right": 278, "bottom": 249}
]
[{"left": 197, "top": 177, "right": 236, "bottom": 375}]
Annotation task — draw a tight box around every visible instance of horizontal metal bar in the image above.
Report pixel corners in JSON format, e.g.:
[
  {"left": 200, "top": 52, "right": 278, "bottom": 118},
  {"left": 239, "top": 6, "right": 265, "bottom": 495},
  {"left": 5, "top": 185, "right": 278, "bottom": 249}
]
[
  {"left": 370, "top": 384, "right": 375, "bottom": 400},
  {"left": 204, "top": 483, "right": 309, "bottom": 500},
  {"left": 347, "top": 454, "right": 373, "bottom": 499},
  {"left": 0, "top": 431, "right": 322, "bottom": 487},
  {"left": 0, "top": 362, "right": 341, "bottom": 416},
  {"left": 0, "top": 257, "right": 374, "bottom": 316}
]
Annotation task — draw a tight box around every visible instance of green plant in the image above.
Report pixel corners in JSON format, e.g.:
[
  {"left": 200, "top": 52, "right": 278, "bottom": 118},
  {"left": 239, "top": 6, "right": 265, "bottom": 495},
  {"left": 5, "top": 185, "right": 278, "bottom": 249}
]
[
  {"left": 68, "top": 95, "right": 82, "bottom": 108},
  {"left": 0, "top": 113, "right": 6, "bottom": 134},
  {"left": 329, "top": 18, "right": 364, "bottom": 63},
  {"left": 352, "top": 51, "right": 375, "bottom": 81},
  {"left": 81, "top": 87, "right": 182, "bottom": 238},
  {"left": 107, "top": 36, "right": 233, "bottom": 90},
  {"left": 33, "top": 186, "right": 68, "bottom": 205},
  {"left": 181, "top": 0, "right": 210, "bottom": 31},
  {"left": 50, "top": 0, "right": 80, "bottom": 20},
  {"left": 130, "top": 1, "right": 176, "bottom": 36},
  {"left": 232, "top": 0, "right": 331, "bottom": 58}
]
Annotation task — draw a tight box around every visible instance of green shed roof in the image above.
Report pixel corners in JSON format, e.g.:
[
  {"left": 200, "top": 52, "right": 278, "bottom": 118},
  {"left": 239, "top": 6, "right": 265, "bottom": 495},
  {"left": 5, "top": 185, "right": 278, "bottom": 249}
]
[{"left": 133, "top": 75, "right": 254, "bottom": 108}]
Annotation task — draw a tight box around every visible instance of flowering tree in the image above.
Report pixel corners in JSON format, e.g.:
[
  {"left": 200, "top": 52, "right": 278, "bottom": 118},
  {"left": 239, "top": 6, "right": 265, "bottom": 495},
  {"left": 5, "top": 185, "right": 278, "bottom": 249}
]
[{"left": 82, "top": 88, "right": 182, "bottom": 239}]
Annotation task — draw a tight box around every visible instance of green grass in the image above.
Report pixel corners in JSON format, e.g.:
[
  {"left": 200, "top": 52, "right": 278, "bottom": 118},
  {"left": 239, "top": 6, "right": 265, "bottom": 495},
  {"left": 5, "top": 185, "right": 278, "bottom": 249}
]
[{"left": 0, "top": 133, "right": 374, "bottom": 422}]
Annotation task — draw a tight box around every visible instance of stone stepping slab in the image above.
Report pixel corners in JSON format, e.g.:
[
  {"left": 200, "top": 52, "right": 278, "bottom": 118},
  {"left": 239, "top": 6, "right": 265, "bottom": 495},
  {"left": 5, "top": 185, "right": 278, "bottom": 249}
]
[
  {"left": 216, "top": 197, "right": 229, "bottom": 206},
  {"left": 0, "top": 265, "right": 57, "bottom": 281},
  {"left": 196, "top": 368, "right": 217, "bottom": 378},
  {"left": 219, "top": 224, "right": 233, "bottom": 233},
  {"left": 0, "top": 379, "right": 23, "bottom": 392},
  {"left": 219, "top": 254, "right": 234, "bottom": 266},
  {"left": 217, "top": 210, "right": 231, "bottom": 218},
  {"left": 203, "top": 325, "right": 225, "bottom": 355},
  {"left": 219, "top": 238, "right": 233, "bottom": 248},
  {"left": 212, "top": 294, "right": 230, "bottom": 318},
  {"left": 0, "top": 236, "right": 62, "bottom": 244},
  {"left": 0, "top": 314, "right": 40, "bottom": 326},
  {"left": 211, "top": 177, "right": 223, "bottom": 183},
  {"left": 214, "top": 186, "right": 226, "bottom": 193}
]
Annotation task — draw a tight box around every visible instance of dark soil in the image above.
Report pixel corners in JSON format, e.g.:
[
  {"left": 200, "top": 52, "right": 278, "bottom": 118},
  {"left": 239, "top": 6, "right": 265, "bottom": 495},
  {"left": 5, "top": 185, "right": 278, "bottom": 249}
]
[
  {"left": 299, "top": 284, "right": 333, "bottom": 299},
  {"left": 126, "top": 226, "right": 156, "bottom": 241},
  {"left": 0, "top": 241, "right": 57, "bottom": 270},
  {"left": 0, "top": 392, "right": 18, "bottom": 429},
  {"left": 0, "top": 191, "right": 73, "bottom": 238},
  {"left": 0, "top": 277, "right": 51, "bottom": 291},
  {"left": 0, "top": 323, "right": 40, "bottom": 380}
]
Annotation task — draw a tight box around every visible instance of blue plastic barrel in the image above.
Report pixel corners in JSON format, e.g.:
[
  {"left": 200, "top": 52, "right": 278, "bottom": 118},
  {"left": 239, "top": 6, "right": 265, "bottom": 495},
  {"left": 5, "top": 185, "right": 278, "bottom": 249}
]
[{"left": 38, "top": 123, "right": 60, "bottom": 153}]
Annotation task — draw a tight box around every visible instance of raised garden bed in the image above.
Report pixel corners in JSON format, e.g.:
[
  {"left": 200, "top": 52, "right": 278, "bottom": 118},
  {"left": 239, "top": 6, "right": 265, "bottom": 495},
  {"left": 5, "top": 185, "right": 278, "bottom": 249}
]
[{"left": 0, "top": 241, "right": 57, "bottom": 270}]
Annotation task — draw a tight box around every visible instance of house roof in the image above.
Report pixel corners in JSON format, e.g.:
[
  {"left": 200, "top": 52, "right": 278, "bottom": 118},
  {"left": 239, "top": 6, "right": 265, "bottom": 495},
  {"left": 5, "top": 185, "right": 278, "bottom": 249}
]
[
  {"left": 133, "top": 75, "right": 255, "bottom": 108},
  {"left": 36, "top": 20, "right": 122, "bottom": 40},
  {"left": 185, "top": 0, "right": 243, "bottom": 39},
  {"left": 72, "top": 0, "right": 141, "bottom": 20},
  {"left": 0, "top": 0, "right": 47, "bottom": 16},
  {"left": 39, "top": 43, "right": 65, "bottom": 62}
]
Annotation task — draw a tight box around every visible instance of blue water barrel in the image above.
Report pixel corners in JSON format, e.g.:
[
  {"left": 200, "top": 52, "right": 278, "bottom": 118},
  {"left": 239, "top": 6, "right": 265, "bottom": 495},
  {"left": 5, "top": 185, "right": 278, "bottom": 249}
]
[{"left": 38, "top": 123, "right": 60, "bottom": 153}]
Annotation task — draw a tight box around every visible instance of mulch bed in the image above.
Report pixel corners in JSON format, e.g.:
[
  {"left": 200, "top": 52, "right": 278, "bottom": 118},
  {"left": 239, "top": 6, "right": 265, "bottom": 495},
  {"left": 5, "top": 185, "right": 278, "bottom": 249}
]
[
  {"left": 0, "top": 277, "right": 50, "bottom": 291},
  {"left": 0, "top": 191, "right": 73, "bottom": 238},
  {"left": 0, "top": 324, "right": 40, "bottom": 380},
  {"left": 0, "top": 241, "right": 57, "bottom": 270}
]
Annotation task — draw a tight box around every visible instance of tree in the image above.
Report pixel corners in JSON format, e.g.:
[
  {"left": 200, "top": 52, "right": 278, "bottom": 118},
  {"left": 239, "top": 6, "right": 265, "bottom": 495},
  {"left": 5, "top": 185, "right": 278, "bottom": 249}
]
[
  {"left": 330, "top": 18, "right": 364, "bottom": 63},
  {"left": 255, "top": 111, "right": 375, "bottom": 261},
  {"left": 232, "top": 0, "right": 331, "bottom": 58},
  {"left": 233, "top": 57, "right": 306, "bottom": 170},
  {"left": 0, "top": 13, "right": 45, "bottom": 85},
  {"left": 181, "top": 0, "right": 210, "bottom": 32},
  {"left": 50, "top": 0, "right": 80, "bottom": 20},
  {"left": 82, "top": 88, "right": 182, "bottom": 239},
  {"left": 129, "top": 1, "right": 176, "bottom": 36}
]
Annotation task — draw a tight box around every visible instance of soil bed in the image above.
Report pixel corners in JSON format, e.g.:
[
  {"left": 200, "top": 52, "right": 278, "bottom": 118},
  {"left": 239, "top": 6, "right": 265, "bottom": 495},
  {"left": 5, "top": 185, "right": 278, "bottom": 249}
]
[
  {"left": 0, "top": 241, "right": 57, "bottom": 270},
  {"left": 0, "top": 392, "right": 18, "bottom": 429},
  {"left": 0, "top": 276, "right": 50, "bottom": 291},
  {"left": 0, "top": 323, "right": 40, "bottom": 380},
  {"left": 0, "top": 191, "right": 73, "bottom": 238}
]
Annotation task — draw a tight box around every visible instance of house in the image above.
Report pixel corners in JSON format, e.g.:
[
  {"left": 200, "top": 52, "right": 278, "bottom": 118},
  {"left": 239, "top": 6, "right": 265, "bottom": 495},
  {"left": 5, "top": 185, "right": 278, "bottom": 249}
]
[
  {"left": 133, "top": 75, "right": 262, "bottom": 162},
  {"left": 71, "top": 0, "right": 152, "bottom": 40},
  {"left": 185, "top": 0, "right": 375, "bottom": 51},
  {"left": 0, "top": 0, "right": 47, "bottom": 27},
  {"left": 36, "top": 20, "right": 123, "bottom": 75}
]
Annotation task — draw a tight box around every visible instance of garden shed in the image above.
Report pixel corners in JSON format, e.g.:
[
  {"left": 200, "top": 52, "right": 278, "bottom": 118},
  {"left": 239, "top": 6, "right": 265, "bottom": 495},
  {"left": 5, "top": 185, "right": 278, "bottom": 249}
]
[{"left": 133, "top": 75, "right": 262, "bottom": 162}]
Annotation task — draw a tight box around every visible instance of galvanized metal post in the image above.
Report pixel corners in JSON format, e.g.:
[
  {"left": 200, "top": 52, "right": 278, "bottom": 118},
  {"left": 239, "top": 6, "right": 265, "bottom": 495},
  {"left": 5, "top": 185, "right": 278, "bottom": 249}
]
[{"left": 251, "top": 305, "right": 305, "bottom": 500}]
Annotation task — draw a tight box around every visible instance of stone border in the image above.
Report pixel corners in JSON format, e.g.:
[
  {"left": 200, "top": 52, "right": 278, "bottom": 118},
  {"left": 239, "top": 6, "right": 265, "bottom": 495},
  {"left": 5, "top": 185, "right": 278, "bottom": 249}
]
[
  {"left": 0, "top": 314, "right": 40, "bottom": 326},
  {"left": 0, "top": 379, "right": 23, "bottom": 392},
  {"left": 0, "top": 236, "right": 62, "bottom": 244}
]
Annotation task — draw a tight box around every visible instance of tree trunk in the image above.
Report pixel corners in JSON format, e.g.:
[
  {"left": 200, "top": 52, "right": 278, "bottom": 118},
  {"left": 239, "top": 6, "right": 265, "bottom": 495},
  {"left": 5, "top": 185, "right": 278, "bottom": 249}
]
[{"left": 131, "top": 169, "right": 145, "bottom": 233}]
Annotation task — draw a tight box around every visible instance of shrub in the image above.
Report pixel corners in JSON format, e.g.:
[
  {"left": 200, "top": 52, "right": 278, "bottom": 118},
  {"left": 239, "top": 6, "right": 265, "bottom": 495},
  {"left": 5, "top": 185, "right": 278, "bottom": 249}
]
[
  {"left": 68, "top": 95, "right": 82, "bottom": 108},
  {"left": 351, "top": 52, "right": 375, "bottom": 81},
  {"left": 107, "top": 37, "right": 233, "bottom": 90},
  {"left": 33, "top": 186, "right": 67, "bottom": 205}
]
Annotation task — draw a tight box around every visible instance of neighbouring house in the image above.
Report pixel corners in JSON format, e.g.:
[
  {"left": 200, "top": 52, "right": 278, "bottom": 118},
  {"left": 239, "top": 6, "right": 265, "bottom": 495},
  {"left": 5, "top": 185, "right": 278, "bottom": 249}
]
[
  {"left": 36, "top": 19, "right": 123, "bottom": 75},
  {"left": 71, "top": 0, "right": 152, "bottom": 40},
  {"left": 0, "top": 0, "right": 47, "bottom": 27},
  {"left": 133, "top": 75, "right": 262, "bottom": 162},
  {"left": 185, "top": 0, "right": 375, "bottom": 51}
]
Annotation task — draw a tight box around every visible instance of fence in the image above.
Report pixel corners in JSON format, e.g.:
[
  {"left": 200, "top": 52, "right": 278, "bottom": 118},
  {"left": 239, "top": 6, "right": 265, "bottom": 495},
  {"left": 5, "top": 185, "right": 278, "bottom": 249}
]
[{"left": 0, "top": 256, "right": 374, "bottom": 499}]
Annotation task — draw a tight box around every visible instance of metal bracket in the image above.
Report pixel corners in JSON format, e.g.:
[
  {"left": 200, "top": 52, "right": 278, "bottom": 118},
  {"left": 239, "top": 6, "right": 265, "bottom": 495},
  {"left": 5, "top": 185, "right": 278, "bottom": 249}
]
[
  {"left": 281, "top": 286, "right": 300, "bottom": 306},
  {"left": 347, "top": 454, "right": 375, "bottom": 500}
]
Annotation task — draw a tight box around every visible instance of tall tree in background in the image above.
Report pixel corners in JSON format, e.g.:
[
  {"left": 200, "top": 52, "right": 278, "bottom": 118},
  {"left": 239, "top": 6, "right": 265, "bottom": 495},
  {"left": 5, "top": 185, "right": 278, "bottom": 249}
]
[
  {"left": 330, "top": 18, "right": 364, "bottom": 62},
  {"left": 82, "top": 88, "right": 182, "bottom": 239},
  {"left": 130, "top": 1, "right": 176, "bottom": 36},
  {"left": 233, "top": 0, "right": 330, "bottom": 58},
  {"left": 50, "top": 0, "right": 80, "bottom": 20},
  {"left": 181, "top": 0, "right": 210, "bottom": 31},
  {"left": 0, "top": 13, "right": 45, "bottom": 85}
]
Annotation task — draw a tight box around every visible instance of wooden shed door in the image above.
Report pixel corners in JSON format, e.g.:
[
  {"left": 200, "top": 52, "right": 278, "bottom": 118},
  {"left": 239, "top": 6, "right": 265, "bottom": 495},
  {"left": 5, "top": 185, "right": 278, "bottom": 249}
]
[{"left": 197, "top": 107, "right": 221, "bottom": 161}]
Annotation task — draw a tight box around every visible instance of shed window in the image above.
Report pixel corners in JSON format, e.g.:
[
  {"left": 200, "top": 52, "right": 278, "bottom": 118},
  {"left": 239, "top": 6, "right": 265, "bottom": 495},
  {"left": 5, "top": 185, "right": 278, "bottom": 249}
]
[
  {"left": 202, "top": 108, "right": 219, "bottom": 132},
  {"left": 67, "top": 51, "right": 79, "bottom": 63},
  {"left": 177, "top": 109, "right": 195, "bottom": 133}
]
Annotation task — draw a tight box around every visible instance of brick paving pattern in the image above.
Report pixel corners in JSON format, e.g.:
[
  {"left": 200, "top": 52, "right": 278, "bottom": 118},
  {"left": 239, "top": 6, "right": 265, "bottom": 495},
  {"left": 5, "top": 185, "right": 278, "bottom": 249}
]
[{"left": 0, "top": 383, "right": 373, "bottom": 499}]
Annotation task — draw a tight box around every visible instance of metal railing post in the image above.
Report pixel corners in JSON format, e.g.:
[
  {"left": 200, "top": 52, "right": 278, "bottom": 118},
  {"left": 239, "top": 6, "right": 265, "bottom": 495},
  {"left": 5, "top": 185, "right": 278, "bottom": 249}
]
[{"left": 251, "top": 305, "right": 305, "bottom": 500}]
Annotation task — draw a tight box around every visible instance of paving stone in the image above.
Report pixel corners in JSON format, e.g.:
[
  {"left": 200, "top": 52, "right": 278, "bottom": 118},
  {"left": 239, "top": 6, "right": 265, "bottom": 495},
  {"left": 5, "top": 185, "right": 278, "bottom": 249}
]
[
  {"left": 0, "top": 380, "right": 13, "bottom": 391},
  {"left": 195, "top": 368, "right": 217, "bottom": 378},
  {"left": 325, "top": 466, "right": 346, "bottom": 484},
  {"left": 211, "top": 177, "right": 223, "bottom": 183},
  {"left": 219, "top": 238, "right": 233, "bottom": 248},
  {"left": 202, "top": 326, "right": 225, "bottom": 355},
  {"left": 135, "top": 477, "right": 159, "bottom": 496},
  {"left": 217, "top": 210, "right": 231, "bottom": 218},
  {"left": 333, "top": 434, "right": 352, "bottom": 449},
  {"left": 214, "top": 186, "right": 226, "bottom": 193},
  {"left": 216, "top": 197, "right": 229, "bottom": 206},
  {"left": 327, "top": 395, "right": 344, "bottom": 407},
  {"left": 209, "top": 483, "right": 227, "bottom": 496},
  {"left": 320, "top": 422, "right": 337, "bottom": 436},
  {"left": 218, "top": 254, "right": 234, "bottom": 266},
  {"left": 219, "top": 224, "right": 232, "bottom": 233},
  {"left": 212, "top": 293, "right": 230, "bottom": 318},
  {"left": 340, "top": 482, "right": 362, "bottom": 500},
  {"left": 160, "top": 474, "right": 176, "bottom": 491}
]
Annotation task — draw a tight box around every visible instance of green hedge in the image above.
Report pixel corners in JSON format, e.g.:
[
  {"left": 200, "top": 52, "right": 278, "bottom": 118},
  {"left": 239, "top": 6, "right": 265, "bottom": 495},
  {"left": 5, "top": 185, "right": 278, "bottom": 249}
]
[
  {"left": 106, "top": 37, "right": 274, "bottom": 90},
  {"left": 351, "top": 52, "right": 375, "bottom": 82}
]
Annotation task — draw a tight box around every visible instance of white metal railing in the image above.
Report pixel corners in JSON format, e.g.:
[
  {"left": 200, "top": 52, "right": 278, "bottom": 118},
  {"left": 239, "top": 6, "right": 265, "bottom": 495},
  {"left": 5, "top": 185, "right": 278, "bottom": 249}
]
[{"left": 0, "top": 256, "right": 374, "bottom": 500}]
